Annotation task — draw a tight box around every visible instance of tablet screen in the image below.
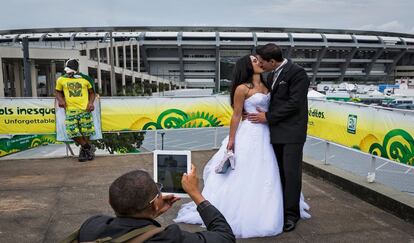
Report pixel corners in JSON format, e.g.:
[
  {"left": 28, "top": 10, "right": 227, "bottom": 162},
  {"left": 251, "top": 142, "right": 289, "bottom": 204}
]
[{"left": 156, "top": 154, "right": 188, "bottom": 194}]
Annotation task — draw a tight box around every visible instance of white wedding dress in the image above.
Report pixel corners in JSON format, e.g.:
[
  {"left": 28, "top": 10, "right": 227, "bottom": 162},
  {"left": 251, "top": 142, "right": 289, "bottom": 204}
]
[{"left": 174, "top": 93, "right": 310, "bottom": 238}]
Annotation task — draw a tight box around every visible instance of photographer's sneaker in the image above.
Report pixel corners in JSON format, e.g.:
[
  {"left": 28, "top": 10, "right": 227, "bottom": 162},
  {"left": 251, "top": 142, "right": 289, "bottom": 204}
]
[
  {"left": 78, "top": 148, "right": 88, "bottom": 162},
  {"left": 86, "top": 144, "right": 96, "bottom": 161}
]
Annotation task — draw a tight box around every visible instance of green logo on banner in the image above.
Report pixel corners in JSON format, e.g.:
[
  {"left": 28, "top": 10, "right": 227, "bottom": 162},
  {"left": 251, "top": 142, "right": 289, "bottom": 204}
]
[
  {"left": 347, "top": 114, "right": 357, "bottom": 134},
  {"left": 143, "top": 108, "right": 222, "bottom": 130},
  {"left": 369, "top": 129, "right": 414, "bottom": 165}
]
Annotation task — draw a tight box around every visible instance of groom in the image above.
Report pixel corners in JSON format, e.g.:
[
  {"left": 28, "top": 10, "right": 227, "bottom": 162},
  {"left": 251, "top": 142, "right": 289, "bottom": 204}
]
[{"left": 247, "top": 43, "right": 309, "bottom": 232}]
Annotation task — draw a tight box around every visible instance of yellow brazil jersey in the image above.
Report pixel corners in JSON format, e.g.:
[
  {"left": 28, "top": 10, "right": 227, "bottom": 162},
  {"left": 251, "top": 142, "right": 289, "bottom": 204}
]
[{"left": 55, "top": 73, "right": 94, "bottom": 111}]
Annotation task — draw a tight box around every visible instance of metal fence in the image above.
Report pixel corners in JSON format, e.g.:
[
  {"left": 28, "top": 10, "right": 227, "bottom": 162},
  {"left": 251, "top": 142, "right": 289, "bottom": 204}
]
[
  {"left": 141, "top": 128, "right": 414, "bottom": 196},
  {"left": 304, "top": 135, "right": 414, "bottom": 196},
  {"left": 1, "top": 126, "right": 413, "bottom": 197}
]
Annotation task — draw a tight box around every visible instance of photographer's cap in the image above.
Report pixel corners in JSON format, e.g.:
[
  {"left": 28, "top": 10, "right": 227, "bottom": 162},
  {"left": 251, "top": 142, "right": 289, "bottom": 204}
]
[{"left": 64, "top": 59, "right": 79, "bottom": 73}]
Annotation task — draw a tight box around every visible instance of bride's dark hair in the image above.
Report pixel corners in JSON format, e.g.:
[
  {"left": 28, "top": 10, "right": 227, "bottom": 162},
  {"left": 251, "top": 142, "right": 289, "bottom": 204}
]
[
  {"left": 230, "top": 55, "right": 267, "bottom": 107},
  {"left": 230, "top": 55, "right": 253, "bottom": 107}
]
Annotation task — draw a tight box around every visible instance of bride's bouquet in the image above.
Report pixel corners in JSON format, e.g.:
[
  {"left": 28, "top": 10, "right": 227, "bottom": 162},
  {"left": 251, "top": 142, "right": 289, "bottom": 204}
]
[{"left": 215, "top": 150, "right": 235, "bottom": 174}]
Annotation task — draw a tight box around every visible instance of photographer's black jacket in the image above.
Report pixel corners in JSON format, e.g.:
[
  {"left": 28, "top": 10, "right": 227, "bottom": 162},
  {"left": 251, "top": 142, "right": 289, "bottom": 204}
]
[{"left": 78, "top": 200, "right": 236, "bottom": 243}]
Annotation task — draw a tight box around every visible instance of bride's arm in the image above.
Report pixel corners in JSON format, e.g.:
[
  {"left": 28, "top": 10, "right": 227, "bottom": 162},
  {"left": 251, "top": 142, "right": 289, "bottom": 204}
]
[{"left": 227, "top": 85, "right": 248, "bottom": 151}]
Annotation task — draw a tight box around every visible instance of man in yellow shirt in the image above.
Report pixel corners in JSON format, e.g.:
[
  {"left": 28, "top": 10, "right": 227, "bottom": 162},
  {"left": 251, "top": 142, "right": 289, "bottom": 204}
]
[{"left": 55, "top": 59, "right": 96, "bottom": 162}]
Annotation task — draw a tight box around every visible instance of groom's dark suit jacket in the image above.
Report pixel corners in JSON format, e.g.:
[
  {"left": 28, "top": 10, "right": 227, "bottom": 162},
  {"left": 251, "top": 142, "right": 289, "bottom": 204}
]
[{"left": 265, "top": 59, "right": 310, "bottom": 144}]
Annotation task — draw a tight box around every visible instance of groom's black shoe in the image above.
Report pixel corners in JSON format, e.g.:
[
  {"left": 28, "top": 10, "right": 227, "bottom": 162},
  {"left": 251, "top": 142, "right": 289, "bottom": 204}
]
[{"left": 283, "top": 219, "right": 296, "bottom": 232}]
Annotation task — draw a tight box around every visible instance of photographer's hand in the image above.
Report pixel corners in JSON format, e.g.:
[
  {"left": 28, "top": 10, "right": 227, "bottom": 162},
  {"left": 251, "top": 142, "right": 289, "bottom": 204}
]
[
  {"left": 182, "top": 164, "right": 205, "bottom": 205},
  {"left": 156, "top": 194, "right": 180, "bottom": 217}
]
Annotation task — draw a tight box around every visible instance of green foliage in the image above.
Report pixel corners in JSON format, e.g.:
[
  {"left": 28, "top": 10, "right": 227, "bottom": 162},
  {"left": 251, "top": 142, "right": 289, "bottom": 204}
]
[
  {"left": 92, "top": 132, "right": 146, "bottom": 154},
  {"left": 118, "top": 82, "right": 152, "bottom": 96}
]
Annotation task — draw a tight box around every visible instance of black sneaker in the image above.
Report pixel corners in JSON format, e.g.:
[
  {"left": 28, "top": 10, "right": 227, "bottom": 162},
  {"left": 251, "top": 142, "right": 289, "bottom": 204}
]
[
  {"left": 86, "top": 144, "right": 96, "bottom": 161},
  {"left": 78, "top": 147, "right": 88, "bottom": 162}
]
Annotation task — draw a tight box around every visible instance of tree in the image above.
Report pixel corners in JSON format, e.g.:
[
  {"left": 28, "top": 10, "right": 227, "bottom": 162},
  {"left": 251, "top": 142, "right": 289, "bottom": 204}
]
[
  {"left": 93, "top": 82, "right": 150, "bottom": 154},
  {"left": 92, "top": 132, "right": 146, "bottom": 154}
]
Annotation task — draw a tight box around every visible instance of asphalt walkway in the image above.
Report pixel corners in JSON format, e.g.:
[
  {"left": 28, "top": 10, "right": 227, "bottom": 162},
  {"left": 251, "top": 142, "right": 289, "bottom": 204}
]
[{"left": 0, "top": 151, "right": 413, "bottom": 242}]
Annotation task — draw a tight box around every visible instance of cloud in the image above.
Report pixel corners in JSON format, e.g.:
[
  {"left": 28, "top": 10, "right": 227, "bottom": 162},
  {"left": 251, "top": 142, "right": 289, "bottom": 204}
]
[{"left": 357, "top": 21, "right": 414, "bottom": 34}]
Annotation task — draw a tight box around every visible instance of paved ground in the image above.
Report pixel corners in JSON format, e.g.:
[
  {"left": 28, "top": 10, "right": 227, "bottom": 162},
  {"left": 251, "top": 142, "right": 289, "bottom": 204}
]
[
  {"left": 3, "top": 128, "right": 413, "bottom": 198},
  {"left": 0, "top": 151, "right": 413, "bottom": 243}
]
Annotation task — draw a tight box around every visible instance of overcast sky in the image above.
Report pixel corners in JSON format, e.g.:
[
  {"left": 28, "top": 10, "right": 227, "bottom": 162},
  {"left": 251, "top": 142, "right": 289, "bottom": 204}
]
[{"left": 1, "top": 0, "right": 413, "bottom": 33}]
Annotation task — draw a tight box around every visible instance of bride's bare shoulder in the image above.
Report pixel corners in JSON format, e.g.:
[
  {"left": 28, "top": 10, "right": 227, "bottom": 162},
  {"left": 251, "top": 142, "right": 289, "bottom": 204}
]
[{"left": 235, "top": 84, "right": 250, "bottom": 95}]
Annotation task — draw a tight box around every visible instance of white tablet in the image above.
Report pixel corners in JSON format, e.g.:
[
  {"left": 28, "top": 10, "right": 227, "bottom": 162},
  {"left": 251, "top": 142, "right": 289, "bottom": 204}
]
[{"left": 153, "top": 150, "right": 191, "bottom": 197}]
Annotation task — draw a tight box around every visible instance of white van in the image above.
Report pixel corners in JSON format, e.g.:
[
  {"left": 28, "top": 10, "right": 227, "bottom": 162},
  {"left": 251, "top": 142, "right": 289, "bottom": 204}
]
[{"left": 388, "top": 98, "right": 414, "bottom": 107}]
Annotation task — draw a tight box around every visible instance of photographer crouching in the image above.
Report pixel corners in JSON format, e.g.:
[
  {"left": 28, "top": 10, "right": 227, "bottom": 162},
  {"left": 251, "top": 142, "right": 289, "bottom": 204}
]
[{"left": 61, "top": 164, "right": 235, "bottom": 243}]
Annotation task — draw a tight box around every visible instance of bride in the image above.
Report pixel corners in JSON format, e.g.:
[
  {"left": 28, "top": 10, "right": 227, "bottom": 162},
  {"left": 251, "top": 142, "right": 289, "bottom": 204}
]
[{"left": 174, "top": 55, "right": 310, "bottom": 238}]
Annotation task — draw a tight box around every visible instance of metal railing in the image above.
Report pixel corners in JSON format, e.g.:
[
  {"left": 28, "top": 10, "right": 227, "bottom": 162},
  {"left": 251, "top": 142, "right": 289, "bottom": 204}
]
[
  {"left": 304, "top": 135, "right": 414, "bottom": 196},
  {"left": 1, "top": 126, "right": 413, "bottom": 196}
]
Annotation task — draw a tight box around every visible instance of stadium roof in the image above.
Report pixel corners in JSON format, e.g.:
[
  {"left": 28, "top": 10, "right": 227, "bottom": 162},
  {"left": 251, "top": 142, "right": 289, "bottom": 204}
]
[{"left": 1, "top": 26, "right": 414, "bottom": 39}]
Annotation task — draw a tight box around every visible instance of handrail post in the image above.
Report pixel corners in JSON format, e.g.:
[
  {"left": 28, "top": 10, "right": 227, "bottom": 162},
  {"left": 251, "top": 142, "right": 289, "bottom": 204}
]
[
  {"left": 367, "top": 155, "right": 376, "bottom": 183},
  {"left": 324, "top": 142, "right": 330, "bottom": 165},
  {"left": 214, "top": 127, "right": 219, "bottom": 149},
  {"left": 154, "top": 130, "right": 158, "bottom": 150}
]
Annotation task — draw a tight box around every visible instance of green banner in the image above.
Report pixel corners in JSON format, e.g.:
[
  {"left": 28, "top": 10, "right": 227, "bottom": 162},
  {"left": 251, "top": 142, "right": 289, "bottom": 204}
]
[
  {"left": 308, "top": 99, "right": 414, "bottom": 165},
  {"left": 0, "top": 134, "right": 57, "bottom": 157}
]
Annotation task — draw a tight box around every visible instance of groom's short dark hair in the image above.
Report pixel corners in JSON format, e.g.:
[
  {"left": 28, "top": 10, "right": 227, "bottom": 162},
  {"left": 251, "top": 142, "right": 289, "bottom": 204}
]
[{"left": 256, "top": 43, "right": 283, "bottom": 62}]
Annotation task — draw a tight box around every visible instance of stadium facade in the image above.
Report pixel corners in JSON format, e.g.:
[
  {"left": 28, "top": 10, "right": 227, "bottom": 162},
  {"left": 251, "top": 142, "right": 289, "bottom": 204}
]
[{"left": 0, "top": 26, "right": 414, "bottom": 97}]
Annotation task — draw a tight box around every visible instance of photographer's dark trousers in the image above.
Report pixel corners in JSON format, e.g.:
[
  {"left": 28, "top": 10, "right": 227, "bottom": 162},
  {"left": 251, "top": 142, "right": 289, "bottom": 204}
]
[{"left": 273, "top": 143, "right": 304, "bottom": 223}]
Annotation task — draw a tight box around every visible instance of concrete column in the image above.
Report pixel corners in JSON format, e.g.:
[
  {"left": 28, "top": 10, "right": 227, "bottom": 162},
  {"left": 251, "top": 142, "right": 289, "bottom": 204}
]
[
  {"left": 311, "top": 47, "right": 327, "bottom": 85},
  {"left": 137, "top": 43, "right": 140, "bottom": 72},
  {"left": 122, "top": 73, "right": 126, "bottom": 95},
  {"left": 97, "top": 69, "right": 102, "bottom": 93},
  {"left": 30, "top": 61, "right": 38, "bottom": 97},
  {"left": 115, "top": 45, "right": 119, "bottom": 67},
  {"left": 106, "top": 46, "right": 110, "bottom": 64},
  {"left": 122, "top": 44, "right": 126, "bottom": 94},
  {"left": 13, "top": 62, "right": 22, "bottom": 97},
  {"left": 19, "top": 65, "right": 24, "bottom": 96},
  {"left": 130, "top": 43, "right": 135, "bottom": 84},
  {"left": 97, "top": 45, "right": 101, "bottom": 63},
  {"left": 215, "top": 47, "right": 220, "bottom": 92},
  {"left": 50, "top": 61, "right": 56, "bottom": 96},
  {"left": 123, "top": 44, "right": 127, "bottom": 70},
  {"left": 178, "top": 46, "right": 184, "bottom": 82},
  {"left": 339, "top": 48, "right": 358, "bottom": 82},
  {"left": 97, "top": 46, "right": 102, "bottom": 93},
  {"left": 0, "top": 57, "right": 4, "bottom": 97},
  {"left": 130, "top": 43, "right": 134, "bottom": 71},
  {"left": 79, "top": 56, "right": 88, "bottom": 74},
  {"left": 86, "top": 46, "right": 91, "bottom": 60},
  {"left": 45, "top": 64, "right": 50, "bottom": 96}
]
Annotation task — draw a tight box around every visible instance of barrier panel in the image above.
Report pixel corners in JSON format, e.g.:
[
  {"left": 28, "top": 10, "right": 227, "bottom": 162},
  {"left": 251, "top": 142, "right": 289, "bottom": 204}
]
[
  {"left": 308, "top": 99, "right": 414, "bottom": 165},
  {"left": 1, "top": 96, "right": 413, "bottom": 165},
  {"left": 0, "top": 96, "right": 232, "bottom": 134}
]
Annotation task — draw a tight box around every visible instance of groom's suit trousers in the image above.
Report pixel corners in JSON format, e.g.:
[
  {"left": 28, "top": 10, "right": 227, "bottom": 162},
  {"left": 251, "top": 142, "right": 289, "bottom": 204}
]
[{"left": 273, "top": 143, "right": 304, "bottom": 222}]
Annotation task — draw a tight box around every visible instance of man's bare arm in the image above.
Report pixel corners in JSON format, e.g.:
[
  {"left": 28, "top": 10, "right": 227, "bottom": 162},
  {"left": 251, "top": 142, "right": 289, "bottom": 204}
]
[
  {"left": 55, "top": 90, "right": 66, "bottom": 109},
  {"left": 86, "top": 89, "right": 95, "bottom": 111}
]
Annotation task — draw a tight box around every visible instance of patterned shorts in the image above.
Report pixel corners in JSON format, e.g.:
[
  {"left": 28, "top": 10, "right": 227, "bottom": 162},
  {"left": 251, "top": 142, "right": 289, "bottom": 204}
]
[{"left": 65, "top": 110, "right": 95, "bottom": 138}]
